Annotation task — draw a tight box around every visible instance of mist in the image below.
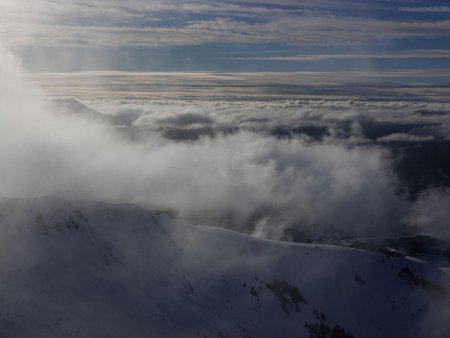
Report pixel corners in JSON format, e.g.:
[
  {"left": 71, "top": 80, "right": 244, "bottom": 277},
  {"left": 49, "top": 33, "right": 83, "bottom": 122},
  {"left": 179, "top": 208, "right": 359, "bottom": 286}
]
[{"left": 1, "top": 45, "right": 450, "bottom": 241}]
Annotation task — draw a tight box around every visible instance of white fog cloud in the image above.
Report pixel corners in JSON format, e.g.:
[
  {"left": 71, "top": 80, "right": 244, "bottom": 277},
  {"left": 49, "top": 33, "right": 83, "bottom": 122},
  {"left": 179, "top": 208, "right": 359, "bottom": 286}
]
[
  {"left": 0, "top": 45, "right": 413, "bottom": 240},
  {"left": 3, "top": 44, "right": 450, "bottom": 240},
  {"left": 405, "top": 188, "right": 450, "bottom": 240}
]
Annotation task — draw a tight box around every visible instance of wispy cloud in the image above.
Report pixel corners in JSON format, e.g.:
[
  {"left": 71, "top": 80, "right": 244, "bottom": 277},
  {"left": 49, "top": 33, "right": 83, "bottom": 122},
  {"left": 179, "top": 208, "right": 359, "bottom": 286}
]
[
  {"left": 376, "top": 133, "right": 435, "bottom": 143},
  {"left": 225, "top": 50, "right": 450, "bottom": 62},
  {"left": 1, "top": 1, "right": 450, "bottom": 49},
  {"left": 3, "top": 17, "right": 450, "bottom": 49},
  {"left": 400, "top": 6, "right": 450, "bottom": 14}
]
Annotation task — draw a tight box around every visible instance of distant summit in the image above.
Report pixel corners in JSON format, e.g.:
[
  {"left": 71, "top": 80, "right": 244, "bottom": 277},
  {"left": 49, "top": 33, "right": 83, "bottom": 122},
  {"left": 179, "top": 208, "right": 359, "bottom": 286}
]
[{"left": 51, "top": 98, "right": 110, "bottom": 123}]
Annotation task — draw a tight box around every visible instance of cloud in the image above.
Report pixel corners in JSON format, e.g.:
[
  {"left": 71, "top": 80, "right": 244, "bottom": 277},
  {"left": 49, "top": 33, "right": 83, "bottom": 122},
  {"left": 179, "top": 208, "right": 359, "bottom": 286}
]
[
  {"left": 405, "top": 188, "right": 450, "bottom": 240},
  {"left": 377, "top": 133, "right": 435, "bottom": 143},
  {"left": 227, "top": 50, "right": 450, "bottom": 62},
  {"left": 0, "top": 0, "right": 377, "bottom": 26},
  {"left": 153, "top": 113, "right": 213, "bottom": 127},
  {"left": 400, "top": 6, "right": 450, "bottom": 14},
  {"left": 3, "top": 45, "right": 450, "bottom": 241},
  {"left": 0, "top": 45, "right": 415, "bottom": 241},
  {"left": 1, "top": 1, "right": 450, "bottom": 48}
]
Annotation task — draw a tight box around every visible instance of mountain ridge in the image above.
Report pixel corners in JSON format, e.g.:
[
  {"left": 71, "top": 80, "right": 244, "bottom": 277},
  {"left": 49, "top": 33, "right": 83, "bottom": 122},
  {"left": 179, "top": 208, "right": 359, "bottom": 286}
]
[{"left": 0, "top": 196, "right": 448, "bottom": 337}]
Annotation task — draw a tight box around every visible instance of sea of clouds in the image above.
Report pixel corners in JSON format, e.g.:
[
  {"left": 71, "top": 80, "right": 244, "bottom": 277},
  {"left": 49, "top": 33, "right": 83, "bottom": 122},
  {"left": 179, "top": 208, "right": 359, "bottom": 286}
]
[{"left": 1, "top": 44, "right": 450, "bottom": 241}]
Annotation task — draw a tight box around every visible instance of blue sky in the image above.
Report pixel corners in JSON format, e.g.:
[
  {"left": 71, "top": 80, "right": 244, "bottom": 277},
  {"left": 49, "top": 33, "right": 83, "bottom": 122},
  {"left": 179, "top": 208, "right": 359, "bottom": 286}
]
[{"left": 1, "top": 0, "right": 450, "bottom": 72}]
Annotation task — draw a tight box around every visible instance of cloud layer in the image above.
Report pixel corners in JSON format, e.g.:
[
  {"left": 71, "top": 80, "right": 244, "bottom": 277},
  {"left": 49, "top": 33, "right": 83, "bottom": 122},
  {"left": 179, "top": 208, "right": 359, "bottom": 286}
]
[{"left": 2, "top": 45, "right": 450, "bottom": 240}]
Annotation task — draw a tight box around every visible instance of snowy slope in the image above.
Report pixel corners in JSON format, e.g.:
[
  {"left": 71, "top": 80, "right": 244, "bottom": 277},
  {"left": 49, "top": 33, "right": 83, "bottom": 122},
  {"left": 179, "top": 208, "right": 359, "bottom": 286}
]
[{"left": 0, "top": 196, "right": 448, "bottom": 338}]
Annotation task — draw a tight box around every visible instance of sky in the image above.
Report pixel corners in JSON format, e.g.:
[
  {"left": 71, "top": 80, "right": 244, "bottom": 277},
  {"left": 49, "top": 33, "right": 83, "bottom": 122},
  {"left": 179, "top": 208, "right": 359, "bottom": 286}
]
[{"left": 1, "top": 0, "right": 450, "bottom": 72}]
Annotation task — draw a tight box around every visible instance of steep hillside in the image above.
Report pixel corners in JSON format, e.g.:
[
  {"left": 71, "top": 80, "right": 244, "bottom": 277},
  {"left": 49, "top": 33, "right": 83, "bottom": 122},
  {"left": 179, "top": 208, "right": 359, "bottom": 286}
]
[{"left": 0, "top": 197, "right": 448, "bottom": 338}]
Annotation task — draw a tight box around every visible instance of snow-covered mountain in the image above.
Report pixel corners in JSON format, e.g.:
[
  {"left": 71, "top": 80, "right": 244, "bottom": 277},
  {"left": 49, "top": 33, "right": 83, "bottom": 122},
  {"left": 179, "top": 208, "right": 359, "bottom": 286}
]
[{"left": 0, "top": 196, "right": 449, "bottom": 338}]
